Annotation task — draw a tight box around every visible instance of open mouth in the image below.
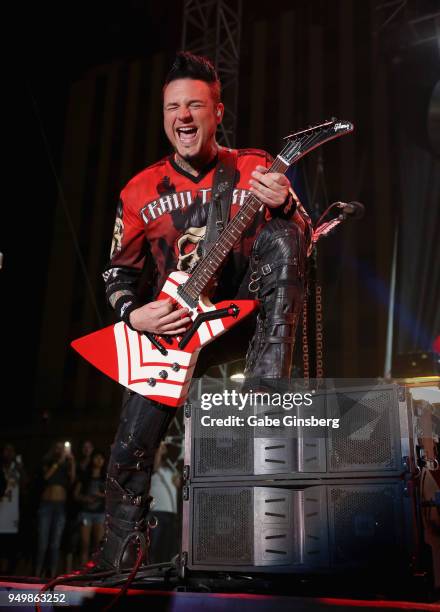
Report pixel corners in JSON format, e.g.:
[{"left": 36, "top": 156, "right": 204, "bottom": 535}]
[{"left": 176, "top": 126, "right": 198, "bottom": 145}]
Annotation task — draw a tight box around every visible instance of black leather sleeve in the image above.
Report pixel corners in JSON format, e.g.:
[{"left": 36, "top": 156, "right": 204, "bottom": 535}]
[{"left": 102, "top": 265, "right": 143, "bottom": 327}]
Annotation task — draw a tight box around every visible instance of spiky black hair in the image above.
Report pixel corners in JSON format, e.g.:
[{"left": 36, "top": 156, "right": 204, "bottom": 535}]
[{"left": 164, "top": 51, "right": 221, "bottom": 102}]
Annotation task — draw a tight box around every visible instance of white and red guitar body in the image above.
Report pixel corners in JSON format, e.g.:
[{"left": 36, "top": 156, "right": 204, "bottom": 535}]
[{"left": 71, "top": 271, "right": 258, "bottom": 408}]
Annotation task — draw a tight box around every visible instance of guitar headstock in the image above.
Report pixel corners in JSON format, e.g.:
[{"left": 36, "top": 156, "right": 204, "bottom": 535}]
[{"left": 280, "top": 118, "right": 354, "bottom": 165}]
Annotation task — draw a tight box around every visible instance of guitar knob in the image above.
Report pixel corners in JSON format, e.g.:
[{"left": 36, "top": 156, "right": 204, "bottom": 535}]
[
  {"left": 159, "top": 370, "right": 168, "bottom": 379},
  {"left": 147, "top": 378, "right": 156, "bottom": 387},
  {"left": 171, "top": 363, "right": 180, "bottom": 372}
]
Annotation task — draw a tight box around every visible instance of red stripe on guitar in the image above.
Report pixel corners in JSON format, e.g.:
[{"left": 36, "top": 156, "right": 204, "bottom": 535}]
[
  {"left": 124, "top": 325, "right": 134, "bottom": 385},
  {"left": 137, "top": 332, "right": 143, "bottom": 361},
  {"left": 127, "top": 377, "right": 185, "bottom": 387},
  {"left": 127, "top": 363, "right": 195, "bottom": 387},
  {"left": 195, "top": 303, "right": 215, "bottom": 339},
  {"left": 167, "top": 276, "right": 180, "bottom": 287},
  {"left": 140, "top": 361, "right": 190, "bottom": 369},
  {"left": 205, "top": 319, "right": 214, "bottom": 337},
  {"left": 137, "top": 330, "right": 164, "bottom": 361},
  {"left": 127, "top": 362, "right": 196, "bottom": 386}
]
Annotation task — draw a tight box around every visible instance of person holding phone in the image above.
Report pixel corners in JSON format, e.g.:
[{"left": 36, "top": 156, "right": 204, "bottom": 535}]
[{"left": 35, "top": 441, "right": 76, "bottom": 577}]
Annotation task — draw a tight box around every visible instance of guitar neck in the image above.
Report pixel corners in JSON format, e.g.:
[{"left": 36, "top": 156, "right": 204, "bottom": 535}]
[
  {"left": 177, "top": 118, "right": 354, "bottom": 307},
  {"left": 179, "top": 155, "right": 289, "bottom": 305}
]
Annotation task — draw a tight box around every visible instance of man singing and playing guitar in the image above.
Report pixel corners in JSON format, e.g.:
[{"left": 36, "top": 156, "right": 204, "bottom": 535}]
[{"left": 89, "top": 51, "right": 311, "bottom": 573}]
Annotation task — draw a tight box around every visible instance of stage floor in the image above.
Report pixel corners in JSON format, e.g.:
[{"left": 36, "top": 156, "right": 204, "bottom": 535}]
[{"left": 1, "top": 580, "right": 440, "bottom": 611}]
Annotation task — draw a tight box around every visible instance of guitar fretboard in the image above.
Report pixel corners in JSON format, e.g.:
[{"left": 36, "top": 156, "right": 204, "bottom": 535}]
[{"left": 179, "top": 155, "right": 289, "bottom": 304}]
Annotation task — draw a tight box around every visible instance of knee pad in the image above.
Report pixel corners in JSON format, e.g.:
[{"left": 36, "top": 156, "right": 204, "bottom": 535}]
[{"left": 250, "top": 219, "right": 307, "bottom": 297}]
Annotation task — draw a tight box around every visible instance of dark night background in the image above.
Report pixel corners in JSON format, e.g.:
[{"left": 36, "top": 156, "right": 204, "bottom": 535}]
[{"left": 2, "top": 0, "right": 439, "bottom": 461}]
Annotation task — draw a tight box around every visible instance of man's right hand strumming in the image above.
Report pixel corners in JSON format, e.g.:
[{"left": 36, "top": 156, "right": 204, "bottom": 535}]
[{"left": 129, "top": 298, "right": 191, "bottom": 335}]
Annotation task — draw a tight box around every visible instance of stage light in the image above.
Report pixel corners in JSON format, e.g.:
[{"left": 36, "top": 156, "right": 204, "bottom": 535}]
[
  {"left": 398, "top": 376, "right": 440, "bottom": 386},
  {"left": 230, "top": 372, "right": 245, "bottom": 380}
]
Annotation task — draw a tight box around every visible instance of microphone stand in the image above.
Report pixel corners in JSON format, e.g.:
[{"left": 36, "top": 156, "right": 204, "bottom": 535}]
[
  {"left": 297, "top": 152, "right": 359, "bottom": 384},
  {"left": 304, "top": 201, "right": 364, "bottom": 383},
  {"left": 301, "top": 150, "right": 327, "bottom": 383}
]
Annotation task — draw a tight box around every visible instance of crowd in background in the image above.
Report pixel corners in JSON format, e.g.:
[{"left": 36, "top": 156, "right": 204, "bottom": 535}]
[{"left": 0, "top": 439, "right": 181, "bottom": 578}]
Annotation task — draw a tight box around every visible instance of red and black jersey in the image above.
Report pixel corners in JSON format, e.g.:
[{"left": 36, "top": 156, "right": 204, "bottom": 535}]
[{"left": 103, "top": 147, "right": 310, "bottom": 320}]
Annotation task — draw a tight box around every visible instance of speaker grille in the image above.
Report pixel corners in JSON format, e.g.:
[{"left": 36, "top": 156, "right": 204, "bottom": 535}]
[
  {"left": 195, "top": 435, "right": 253, "bottom": 477},
  {"left": 329, "top": 484, "right": 402, "bottom": 566},
  {"left": 193, "top": 487, "right": 254, "bottom": 564},
  {"left": 328, "top": 388, "right": 399, "bottom": 472}
]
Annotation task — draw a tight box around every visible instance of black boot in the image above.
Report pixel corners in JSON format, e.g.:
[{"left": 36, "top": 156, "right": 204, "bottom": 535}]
[
  {"left": 95, "top": 392, "right": 176, "bottom": 572},
  {"left": 244, "top": 218, "right": 306, "bottom": 387}
]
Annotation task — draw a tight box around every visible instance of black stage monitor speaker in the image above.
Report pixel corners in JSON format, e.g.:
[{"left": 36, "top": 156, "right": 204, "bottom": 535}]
[
  {"left": 185, "top": 384, "right": 414, "bottom": 481},
  {"left": 182, "top": 480, "right": 416, "bottom": 573}
]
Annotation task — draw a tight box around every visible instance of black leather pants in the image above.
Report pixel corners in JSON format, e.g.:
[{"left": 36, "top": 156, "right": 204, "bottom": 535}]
[
  {"left": 244, "top": 217, "right": 307, "bottom": 385},
  {"left": 98, "top": 392, "right": 176, "bottom": 571}
]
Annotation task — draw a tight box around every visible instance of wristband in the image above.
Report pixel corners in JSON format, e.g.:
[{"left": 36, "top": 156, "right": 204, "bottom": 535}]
[{"left": 113, "top": 294, "right": 141, "bottom": 330}]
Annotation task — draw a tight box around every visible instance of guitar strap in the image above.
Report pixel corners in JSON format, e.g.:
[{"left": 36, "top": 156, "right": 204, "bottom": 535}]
[{"left": 203, "top": 147, "right": 238, "bottom": 256}]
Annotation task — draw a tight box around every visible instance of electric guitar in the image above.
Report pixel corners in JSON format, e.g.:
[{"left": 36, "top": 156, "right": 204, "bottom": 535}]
[{"left": 72, "top": 119, "right": 354, "bottom": 407}]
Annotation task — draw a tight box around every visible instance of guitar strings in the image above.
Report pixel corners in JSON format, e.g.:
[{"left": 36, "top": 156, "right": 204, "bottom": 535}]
[
  {"left": 182, "top": 128, "right": 322, "bottom": 299},
  {"left": 182, "top": 132, "right": 316, "bottom": 298}
]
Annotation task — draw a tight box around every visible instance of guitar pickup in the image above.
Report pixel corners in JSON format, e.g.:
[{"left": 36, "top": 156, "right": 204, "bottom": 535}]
[{"left": 178, "top": 304, "right": 239, "bottom": 350}]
